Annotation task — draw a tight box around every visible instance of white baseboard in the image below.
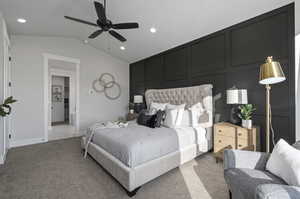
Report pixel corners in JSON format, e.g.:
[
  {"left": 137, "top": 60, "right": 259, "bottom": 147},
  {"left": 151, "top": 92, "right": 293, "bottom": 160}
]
[
  {"left": 0, "top": 154, "right": 5, "bottom": 164},
  {"left": 10, "top": 137, "right": 46, "bottom": 148}
]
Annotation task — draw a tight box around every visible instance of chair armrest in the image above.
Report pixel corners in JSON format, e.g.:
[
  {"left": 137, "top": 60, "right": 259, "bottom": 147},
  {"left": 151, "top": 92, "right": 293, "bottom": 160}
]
[
  {"left": 223, "top": 149, "right": 269, "bottom": 170},
  {"left": 256, "top": 184, "right": 300, "bottom": 199}
]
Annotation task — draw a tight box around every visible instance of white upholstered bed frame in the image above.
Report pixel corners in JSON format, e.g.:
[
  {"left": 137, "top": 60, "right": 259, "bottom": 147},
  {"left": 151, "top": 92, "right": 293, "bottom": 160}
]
[{"left": 82, "top": 84, "right": 213, "bottom": 196}]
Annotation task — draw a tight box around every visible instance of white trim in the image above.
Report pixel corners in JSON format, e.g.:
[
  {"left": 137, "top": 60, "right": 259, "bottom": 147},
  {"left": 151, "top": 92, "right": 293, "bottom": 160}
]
[
  {"left": 43, "top": 53, "right": 80, "bottom": 64},
  {"left": 43, "top": 53, "right": 80, "bottom": 142},
  {"left": 9, "top": 138, "right": 45, "bottom": 148},
  {"left": 0, "top": 152, "right": 6, "bottom": 164},
  {"left": 0, "top": 155, "right": 4, "bottom": 165},
  {"left": 1, "top": 16, "right": 10, "bottom": 164}
]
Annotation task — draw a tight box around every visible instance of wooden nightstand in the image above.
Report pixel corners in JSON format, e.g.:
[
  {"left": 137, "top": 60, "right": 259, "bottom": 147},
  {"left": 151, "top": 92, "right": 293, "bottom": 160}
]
[
  {"left": 213, "top": 122, "right": 260, "bottom": 162},
  {"left": 127, "top": 113, "right": 138, "bottom": 121}
]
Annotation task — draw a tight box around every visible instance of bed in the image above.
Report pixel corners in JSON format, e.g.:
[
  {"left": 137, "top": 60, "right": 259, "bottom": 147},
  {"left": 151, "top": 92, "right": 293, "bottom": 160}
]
[{"left": 81, "top": 84, "right": 213, "bottom": 196}]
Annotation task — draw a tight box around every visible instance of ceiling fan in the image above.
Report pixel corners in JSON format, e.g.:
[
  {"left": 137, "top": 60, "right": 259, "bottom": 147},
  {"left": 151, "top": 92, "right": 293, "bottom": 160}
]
[{"left": 64, "top": 0, "right": 139, "bottom": 42}]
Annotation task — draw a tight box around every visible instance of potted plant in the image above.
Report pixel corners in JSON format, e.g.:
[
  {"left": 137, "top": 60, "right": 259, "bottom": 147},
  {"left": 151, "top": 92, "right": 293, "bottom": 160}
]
[
  {"left": 0, "top": 96, "right": 17, "bottom": 117},
  {"left": 238, "top": 104, "right": 256, "bottom": 129}
]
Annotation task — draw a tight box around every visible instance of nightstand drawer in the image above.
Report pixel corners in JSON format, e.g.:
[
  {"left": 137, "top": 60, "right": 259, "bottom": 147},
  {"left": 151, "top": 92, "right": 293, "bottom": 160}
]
[
  {"left": 237, "top": 128, "right": 249, "bottom": 139},
  {"left": 215, "top": 125, "right": 236, "bottom": 137},
  {"left": 214, "top": 135, "right": 235, "bottom": 152},
  {"left": 237, "top": 138, "right": 248, "bottom": 149}
]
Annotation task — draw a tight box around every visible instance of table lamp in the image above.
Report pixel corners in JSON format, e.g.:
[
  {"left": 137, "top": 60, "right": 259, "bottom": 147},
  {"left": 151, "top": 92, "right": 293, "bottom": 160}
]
[
  {"left": 259, "top": 56, "right": 286, "bottom": 153},
  {"left": 133, "top": 95, "right": 143, "bottom": 113},
  {"left": 226, "top": 88, "right": 248, "bottom": 124}
]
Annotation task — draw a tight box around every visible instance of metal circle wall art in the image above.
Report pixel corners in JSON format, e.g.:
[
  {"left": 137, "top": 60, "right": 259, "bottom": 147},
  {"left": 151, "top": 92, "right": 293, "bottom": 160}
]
[{"left": 92, "top": 73, "right": 121, "bottom": 100}]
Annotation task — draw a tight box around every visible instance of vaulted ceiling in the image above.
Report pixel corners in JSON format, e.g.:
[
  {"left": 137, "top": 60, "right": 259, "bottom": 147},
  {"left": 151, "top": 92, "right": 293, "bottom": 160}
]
[{"left": 0, "top": 0, "right": 295, "bottom": 63}]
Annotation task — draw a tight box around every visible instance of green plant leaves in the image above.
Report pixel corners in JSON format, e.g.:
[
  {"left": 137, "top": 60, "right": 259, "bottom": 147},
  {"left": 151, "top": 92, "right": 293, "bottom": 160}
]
[
  {"left": 4, "top": 96, "right": 17, "bottom": 104},
  {"left": 0, "top": 96, "right": 17, "bottom": 117},
  {"left": 238, "top": 104, "right": 256, "bottom": 120}
]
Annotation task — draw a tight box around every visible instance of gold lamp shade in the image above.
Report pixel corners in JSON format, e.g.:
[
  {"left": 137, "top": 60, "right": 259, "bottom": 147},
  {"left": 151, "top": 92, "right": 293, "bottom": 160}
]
[{"left": 259, "top": 56, "right": 286, "bottom": 85}]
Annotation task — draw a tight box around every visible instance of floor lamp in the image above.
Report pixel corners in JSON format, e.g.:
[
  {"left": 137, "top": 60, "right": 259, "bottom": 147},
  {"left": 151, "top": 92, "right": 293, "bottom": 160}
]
[{"left": 259, "top": 56, "right": 286, "bottom": 153}]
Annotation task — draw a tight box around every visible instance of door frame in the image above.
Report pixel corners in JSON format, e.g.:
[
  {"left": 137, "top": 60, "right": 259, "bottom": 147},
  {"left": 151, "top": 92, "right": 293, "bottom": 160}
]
[
  {"left": 2, "top": 18, "right": 10, "bottom": 160},
  {"left": 43, "top": 53, "right": 80, "bottom": 142}
]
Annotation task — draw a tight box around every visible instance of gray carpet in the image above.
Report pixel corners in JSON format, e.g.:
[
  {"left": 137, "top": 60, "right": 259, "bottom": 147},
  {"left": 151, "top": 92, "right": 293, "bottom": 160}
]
[{"left": 0, "top": 138, "right": 228, "bottom": 199}]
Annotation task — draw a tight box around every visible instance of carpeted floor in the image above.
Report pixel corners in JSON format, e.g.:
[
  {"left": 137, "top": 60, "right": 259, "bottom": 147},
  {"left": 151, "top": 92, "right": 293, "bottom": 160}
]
[{"left": 0, "top": 138, "right": 228, "bottom": 199}]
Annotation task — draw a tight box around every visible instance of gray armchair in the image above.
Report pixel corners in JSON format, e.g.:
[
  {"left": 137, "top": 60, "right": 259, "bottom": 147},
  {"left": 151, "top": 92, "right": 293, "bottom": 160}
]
[{"left": 223, "top": 149, "right": 300, "bottom": 199}]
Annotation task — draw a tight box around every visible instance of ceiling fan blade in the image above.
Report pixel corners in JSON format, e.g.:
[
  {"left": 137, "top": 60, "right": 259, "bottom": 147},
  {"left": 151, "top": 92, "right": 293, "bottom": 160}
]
[
  {"left": 94, "top": 1, "right": 106, "bottom": 24},
  {"left": 88, "top": 29, "right": 103, "bottom": 39},
  {"left": 112, "top": 23, "right": 139, "bottom": 29},
  {"left": 109, "top": 30, "right": 127, "bottom": 42},
  {"left": 64, "top": 16, "right": 98, "bottom": 27}
]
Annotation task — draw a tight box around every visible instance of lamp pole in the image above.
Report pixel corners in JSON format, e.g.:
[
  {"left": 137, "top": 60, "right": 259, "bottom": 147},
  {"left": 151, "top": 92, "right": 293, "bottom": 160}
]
[
  {"left": 260, "top": 56, "right": 286, "bottom": 153},
  {"left": 265, "top": 84, "right": 271, "bottom": 153}
]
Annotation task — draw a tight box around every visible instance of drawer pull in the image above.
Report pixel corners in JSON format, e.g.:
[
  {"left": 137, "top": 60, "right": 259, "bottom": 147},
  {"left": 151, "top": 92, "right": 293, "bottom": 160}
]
[
  {"left": 238, "top": 133, "right": 242, "bottom": 136},
  {"left": 218, "top": 140, "right": 222, "bottom": 143},
  {"left": 238, "top": 144, "right": 242, "bottom": 147},
  {"left": 218, "top": 130, "right": 222, "bottom": 133}
]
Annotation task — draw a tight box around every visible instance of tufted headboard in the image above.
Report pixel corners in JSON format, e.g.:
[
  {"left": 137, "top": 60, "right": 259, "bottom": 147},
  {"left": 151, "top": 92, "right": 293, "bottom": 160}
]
[{"left": 145, "top": 84, "right": 213, "bottom": 128}]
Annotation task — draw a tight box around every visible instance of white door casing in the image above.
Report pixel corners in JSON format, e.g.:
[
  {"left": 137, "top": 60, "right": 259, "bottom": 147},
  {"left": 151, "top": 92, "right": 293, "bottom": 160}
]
[
  {"left": 3, "top": 20, "right": 11, "bottom": 155},
  {"left": 43, "top": 53, "right": 80, "bottom": 142}
]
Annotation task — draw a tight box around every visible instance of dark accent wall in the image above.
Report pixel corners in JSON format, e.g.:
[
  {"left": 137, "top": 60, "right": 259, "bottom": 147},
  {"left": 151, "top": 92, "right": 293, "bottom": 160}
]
[{"left": 130, "top": 4, "right": 295, "bottom": 151}]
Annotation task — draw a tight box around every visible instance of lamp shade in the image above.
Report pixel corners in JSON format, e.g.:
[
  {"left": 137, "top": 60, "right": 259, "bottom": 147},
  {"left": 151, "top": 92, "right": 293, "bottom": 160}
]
[
  {"left": 133, "top": 95, "right": 143, "bottom": 103},
  {"left": 227, "top": 89, "right": 248, "bottom": 104},
  {"left": 259, "top": 56, "right": 286, "bottom": 85}
]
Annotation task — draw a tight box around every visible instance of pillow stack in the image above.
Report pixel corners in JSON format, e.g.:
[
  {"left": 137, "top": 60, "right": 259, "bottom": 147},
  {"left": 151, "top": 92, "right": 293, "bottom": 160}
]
[{"left": 148, "top": 102, "right": 205, "bottom": 128}]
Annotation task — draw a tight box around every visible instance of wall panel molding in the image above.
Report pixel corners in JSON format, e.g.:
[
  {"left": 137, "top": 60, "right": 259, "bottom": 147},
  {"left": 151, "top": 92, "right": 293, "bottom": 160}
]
[{"left": 130, "top": 3, "right": 295, "bottom": 150}]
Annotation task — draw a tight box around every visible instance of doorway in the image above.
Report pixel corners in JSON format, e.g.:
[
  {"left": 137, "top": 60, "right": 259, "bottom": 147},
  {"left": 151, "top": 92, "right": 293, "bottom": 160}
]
[
  {"left": 44, "top": 54, "right": 80, "bottom": 141},
  {"left": 51, "top": 75, "right": 70, "bottom": 126}
]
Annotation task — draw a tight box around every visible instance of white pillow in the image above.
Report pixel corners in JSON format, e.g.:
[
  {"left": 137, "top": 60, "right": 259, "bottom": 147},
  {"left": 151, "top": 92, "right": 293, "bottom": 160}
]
[
  {"left": 149, "top": 102, "right": 167, "bottom": 114},
  {"left": 166, "top": 104, "right": 185, "bottom": 126},
  {"left": 266, "top": 139, "right": 300, "bottom": 186},
  {"left": 181, "top": 110, "right": 193, "bottom": 127},
  {"left": 189, "top": 102, "right": 204, "bottom": 127},
  {"left": 164, "top": 108, "right": 179, "bottom": 128},
  {"left": 163, "top": 104, "right": 185, "bottom": 128}
]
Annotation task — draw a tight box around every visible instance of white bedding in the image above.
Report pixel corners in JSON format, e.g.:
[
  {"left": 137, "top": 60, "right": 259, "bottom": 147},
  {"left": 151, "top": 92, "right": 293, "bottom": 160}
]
[{"left": 174, "top": 126, "right": 208, "bottom": 150}]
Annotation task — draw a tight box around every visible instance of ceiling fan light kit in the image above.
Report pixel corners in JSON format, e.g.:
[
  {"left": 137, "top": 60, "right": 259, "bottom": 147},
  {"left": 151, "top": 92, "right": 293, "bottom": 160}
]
[{"left": 64, "top": 0, "right": 139, "bottom": 42}]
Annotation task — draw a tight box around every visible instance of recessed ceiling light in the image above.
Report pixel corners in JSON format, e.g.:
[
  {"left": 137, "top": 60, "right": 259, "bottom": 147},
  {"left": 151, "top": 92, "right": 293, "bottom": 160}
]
[
  {"left": 17, "top": 18, "right": 26, "bottom": 23},
  {"left": 150, "top": 27, "right": 157, "bottom": 33},
  {"left": 120, "top": 46, "right": 126, "bottom": 50},
  {"left": 83, "top": 40, "right": 89, "bottom": 44}
]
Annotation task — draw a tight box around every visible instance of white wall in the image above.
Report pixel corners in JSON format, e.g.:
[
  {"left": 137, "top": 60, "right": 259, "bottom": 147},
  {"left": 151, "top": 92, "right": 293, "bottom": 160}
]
[
  {"left": 51, "top": 76, "right": 65, "bottom": 123},
  {"left": 10, "top": 36, "right": 129, "bottom": 146}
]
